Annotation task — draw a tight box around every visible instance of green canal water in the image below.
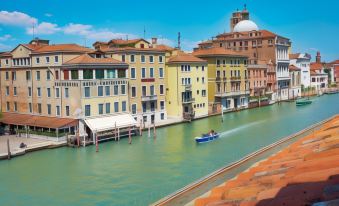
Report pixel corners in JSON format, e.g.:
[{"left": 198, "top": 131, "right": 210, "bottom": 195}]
[{"left": 0, "top": 94, "right": 338, "bottom": 206}]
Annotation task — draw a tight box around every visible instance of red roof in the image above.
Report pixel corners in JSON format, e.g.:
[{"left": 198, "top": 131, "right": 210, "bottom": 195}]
[
  {"left": 193, "top": 47, "right": 248, "bottom": 58},
  {"left": 64, "top": 54, "right": 126, "bottom": 65},
  {"left": 0, "top": 112, "right": 78, "bottom": 129},
  {"left": 168, "top": 51, "right": 206, "bottom": 63},
  {"left": 194, "top": 115, "right": 339, "bottom": 206},
  {"left": 310, "top": 62, "right": 324, "bottom": 71},
  {"left": 289, "top": 53, "right": 300, "bottom": 59},
  {"left": 289, "top": 64, "right": 301, "bottom": 71},
  {"left": 32, "top": 44, "right": 93, "bottom": 53}
]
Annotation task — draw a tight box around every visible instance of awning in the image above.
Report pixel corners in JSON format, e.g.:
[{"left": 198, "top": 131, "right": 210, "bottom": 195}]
[
  {"left": 84, "top": 114, "right": 137, "bottom": 133},
  {"left": 0, "top": 112, "right": 78, "bottom": 129}
]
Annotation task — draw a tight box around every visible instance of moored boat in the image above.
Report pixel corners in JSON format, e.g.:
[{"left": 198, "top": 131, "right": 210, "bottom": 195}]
[{"left": 195, "top": 132, "right": 219, "bottom": 143}]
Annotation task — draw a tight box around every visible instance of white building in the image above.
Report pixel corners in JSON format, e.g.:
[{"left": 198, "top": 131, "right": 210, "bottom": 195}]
[
  {"left": 289, "top": 65, "right": 301, "bottom": 99},
  {"left": 289, "top": 53, "right": 311, "bottom": 88},
  {"left": 276, "top": 37, "right": 290, "bottom": 101},
  {"left": 310, "top": 63, "right": 328, "bottom": 93}
]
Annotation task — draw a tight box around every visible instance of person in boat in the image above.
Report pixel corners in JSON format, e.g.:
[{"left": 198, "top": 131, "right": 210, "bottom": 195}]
[
  {"left": 19, "top": 142, "right": 27, "bottom": 148},
  {"left": 209, "top": 130, "right": 215, "bottom": 136}
]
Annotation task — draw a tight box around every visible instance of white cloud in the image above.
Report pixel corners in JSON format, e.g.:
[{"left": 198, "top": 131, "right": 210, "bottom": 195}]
[
  {"left": 63, "top": 23, "right": 92, "bottom": 35},
  {"left": 0, "top": 34, "right": 12, "bottom": 41},
  {"left": 157, "top": 38, "right": 175, "bottom": 46},
  {"left": 26, "top": 22, "right": 61, "bottom": 35},
  {"left": 45, "top": 13, "right": 53, "bottom": 17},
  {"left": 181, "top": 39, "right": 200, "bottom": 51},
  {"left": 0, "top": 11, "right": 37, "bottom": 27}
]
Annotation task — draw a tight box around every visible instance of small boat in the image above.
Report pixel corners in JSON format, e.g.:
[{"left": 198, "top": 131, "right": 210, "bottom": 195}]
[
  {"left": 195, "top": 133, "right": 219, "bottom": 143},
  {"left": 324, "top": 90, "right": 339, "bottom": 94},
  {"left": 296, "top": 99, "right": 312, "bottom": 106}
]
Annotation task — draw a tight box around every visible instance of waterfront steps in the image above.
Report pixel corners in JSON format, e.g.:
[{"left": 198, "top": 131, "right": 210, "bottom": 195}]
[{"left": 194, "top": 115, "right": 339, "bottom": 206}]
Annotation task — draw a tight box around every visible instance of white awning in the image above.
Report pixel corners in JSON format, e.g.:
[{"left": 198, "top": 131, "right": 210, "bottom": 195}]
[{"left": 84, "top": 114, "right": 137, "bottom": 133}]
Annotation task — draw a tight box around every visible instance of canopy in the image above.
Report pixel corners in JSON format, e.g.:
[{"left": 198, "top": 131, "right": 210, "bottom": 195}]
[{"left": 84, "top": 114, "right": 137, "bottom": 133}]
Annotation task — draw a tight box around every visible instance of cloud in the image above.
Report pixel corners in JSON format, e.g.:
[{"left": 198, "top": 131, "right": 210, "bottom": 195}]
[
  {"left": 0, "top": 34, "right": 12, "bottom": 41},
  {"left": 45, "top": 13, "right": 52, "bottom": 17},
  {"left": 63, "top": 23, "right": 136, "bottom": 41},
  {"left": 181, "top": 39, "right": 200, "bottom": 51},
  {"left": 0, "top": 11, "right": 37, "bottom": 27},
  {"left": 26, "top": 22, "right": 61, "bottom": 35},
  {"left": 157, "top": 38, "right": 175, "bottom": 47}
]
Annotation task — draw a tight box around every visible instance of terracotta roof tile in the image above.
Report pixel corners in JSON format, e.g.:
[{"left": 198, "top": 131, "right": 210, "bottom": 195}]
[
  {"left": 193, "top": 115, "right": 339, "bottom": 206},
  {"left": 289, "top": 64, "right": 301, "bottom": 71},
  {"left": 32, "top": 44, "right": 93, "bottom": 53},
  {"left": 193, "top": 47, "right": 248, "bottom": 58},
  {"left": 289, "top": 53, "right": 300, "bottom": 59},
  {"left": 63, "top": 54, "right": 126, "bottom": 65},
  {"left": 168, "top": 51, "right": 206, "bottom": 63}
]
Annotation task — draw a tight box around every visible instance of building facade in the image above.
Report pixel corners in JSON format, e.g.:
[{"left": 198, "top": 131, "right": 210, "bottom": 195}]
[
  {"left": 289, "top": 53, "right": 311, "bottom": 89},
  {"left": 193, "top": 48, "right": 249, "bottom": 112},
  {"left": 166, "top": 51, "right": 208, "bottom": 120},
  {"left": 93, "top": 38, "right": 170, "bottom": 126},
  {"left": 288, "top": 65, "right": 301, "bottom": 99}
]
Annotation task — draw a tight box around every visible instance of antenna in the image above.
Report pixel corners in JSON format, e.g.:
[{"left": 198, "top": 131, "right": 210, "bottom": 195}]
[
  {"left": 32, "top": 23, "right": 35, "bottom": 39},
  {"left": 178, "top": 32, "right": 181, "bottom": 50},
  {"left": 126, "top": 34, "right": 128, "bottom": 41},
  {"left": 143, "top": 26, "right": 146, "bottom": 39}
]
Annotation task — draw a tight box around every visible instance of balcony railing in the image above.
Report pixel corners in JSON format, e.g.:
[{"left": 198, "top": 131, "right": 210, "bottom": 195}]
[
  {"left": 141, "top": 95, "right": 158, "bottom": 101},
  {"left": 141, "top": 78, "right": 155, "bottom": 82},
  {"left": 215, "top": 90, "right": 250, "bottom": 97},
  {"left": 182, "top": 98, "right": 195, "bottom": 104},
  {"left": 182, "top": 84, "right": 192, "bottom": 91},
  {"left": 230, "top": 76, "right": 241, "bottom": 81},
  {"left": 216, "top": 76, "right": 221, "bottom": 82}
]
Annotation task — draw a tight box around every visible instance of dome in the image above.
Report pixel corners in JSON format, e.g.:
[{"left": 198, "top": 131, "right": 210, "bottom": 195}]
[{"left": 233, "top": 20, "right": 259, "bottom": 32}]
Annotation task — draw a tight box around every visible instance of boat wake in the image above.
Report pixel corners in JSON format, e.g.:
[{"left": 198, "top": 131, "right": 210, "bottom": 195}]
[{"left": 218, "top": 120, "right": 265, "bottom": 138}]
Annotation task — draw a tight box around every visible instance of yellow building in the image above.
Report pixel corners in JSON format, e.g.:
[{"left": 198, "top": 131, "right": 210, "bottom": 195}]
[
  {"left": 193, "top": 48, "right": 249, "bottom": 112},
  {"left": 166, "top": 51, "right": 208, "bottom": 120},
  {"left": 93, "top": 38, "right": 172, "bottom": 126}
]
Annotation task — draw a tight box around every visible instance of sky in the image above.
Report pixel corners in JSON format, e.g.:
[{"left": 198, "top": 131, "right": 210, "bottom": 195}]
[{"left": 0, "top": 0, "right": 338, "bottom": 61}]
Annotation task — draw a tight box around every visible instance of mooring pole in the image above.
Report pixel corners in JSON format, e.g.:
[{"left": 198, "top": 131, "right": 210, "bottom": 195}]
[
  {"left": 77, "top": 127, "right": 80, "bottom": 148},
  {"left": 128, "top": 126, "right": 132, "bottom": 144},
  {"left": 7, "top": 139, "right": 11, "bottom": 160},
  {"left": 118, "top": 128, "right": 120, "bottom": 141},
  {"left": 153, "top": 123, "right": 156, "bottom": 138},
  {"left": 148, "top": 124, "right": 151, "bottom": 138},
  {"left": 95, "top": 133, "right": 99, "bottom": 152},
  {"left": 139, "top": 120, "right": 142, "bottom": 136}
]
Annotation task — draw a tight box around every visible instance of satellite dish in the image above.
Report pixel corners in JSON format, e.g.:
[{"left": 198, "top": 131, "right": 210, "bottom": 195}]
[{"left": 73, "top": 108, "right": 84, "bottom": 119}]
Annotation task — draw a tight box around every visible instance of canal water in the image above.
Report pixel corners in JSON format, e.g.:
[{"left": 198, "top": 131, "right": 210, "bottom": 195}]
[{"left": 0, "top": 94, "right": 338, "bottom": 206}]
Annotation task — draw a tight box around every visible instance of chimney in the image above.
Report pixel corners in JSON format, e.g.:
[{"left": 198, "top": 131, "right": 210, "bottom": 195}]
[
  {"left": 152, "top": 37, "right": 158, "bottom": 45},
  {"left": 316, "top": 51, "right": 321, "bottom": 63}
]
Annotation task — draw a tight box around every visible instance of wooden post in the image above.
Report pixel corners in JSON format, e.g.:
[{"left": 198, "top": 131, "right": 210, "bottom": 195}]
[
  {"left": 221, "top": 105, "right": 224, "bottom": 122},
  {"left": 153, "top": 123, "right": 156, "bottom": 138},
  {"left": 95, "top": 133, "right": 99, "bottom": 152},
  {"left": 115, "top": 122, "right": 117, "bottom": 141},
  {"left": 118, "top": 128, "right": 120, "bottom": 141},
  {"left": 139, "top": 120, "right": 142, "bottom": 136},
  {"left": 76, "top": 126, "right": 80, "bottom": 147},
  {"left": 128, "top": 126, "right": 132, "bottom": 144},
  {"left": 148, "top": 124, "right": 151, "bottom": 138},
  {"left": 7, "top": 139, "right": 11, "bottom": 160}
]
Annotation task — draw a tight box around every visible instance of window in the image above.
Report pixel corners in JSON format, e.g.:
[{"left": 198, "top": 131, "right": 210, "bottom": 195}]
[
  {"left": 6, "top": 102, "right": 10, "bottom": 111},
  {"left": 37, "top": 87, "right": 41, "bottom": 97},
  {"left": 142, "top": 86, "right": 147, "bottom": 96},
  {"left": 13, "top": 87, "right": 17, "bottom": 96},
  {"left": 84, "top": 87, "right": 90, "bottom": 98},
  {"left": 160, "top": 101, "right": 165, "bottom": 110},
  {"left": 66, "top": 106, "right": 70, "bottom": 116},
  {"left": 98, "top": 104, "right": 104, "bottom": 115},
  {"left": 150, "top": 85, "right": 155, "bottom": 96},
  {"left": 56, "top": 106, "right": 60, "bottom": 116},
  {"left": 150, "top": 102, "right": 155, "bottom": 112},
  {"left": 47, "top": 70, "right": 51, "bottom": 80},
  {"left": 85, "top": 105, "right": 91, "bottom": 116},
  {"left": 122, "top": 101, "right": 127, "bottom": 112},
  {"left": 131, "top": 87, "right": 136, "bottom": 97},
  {"left": 121, "top": 84, "right": 126, "bottom": 95},
  {"left": 26, "top": 71, "right": 31, "bottom": 80},
  {"left": 202, "top": 90, "right": 206, "bottom": 97},
  {"left": 141, "top": 55, "right": 145, "bottom": 63},
  {"left": 105, "top": 103, "right": 111, "bottom": 114},
  {"left": 107, "top": 69, "right": 115, "bottom": 79},
  {"left": 117, "top": 69, "right": 126, "bottom": 78},
  {"left": 71, "top": 70, "right": 78, "bottom": 79},
  {"left": 47, "top": 104, "right": 51, "bottom": 115},
  {"left": 141, "top": 68, "right": 146, "bottom": 78},
  {"left": 55, "top": 70, "right": 59, "bottom": 80},
  {"left": 150, "top": 68, "right": 154, "bottom": 78},
  {"left": 38, "top": 103, "right": 42, "bottom": 114},
  {"left": 55, "top": 88, "right": 60, "bottom": 98},
  {"left": 160, "top": 85, "right": 164, "bottom": 95},
  {"left": 131, "top": 68, "right": 136, "bottom": 79},
  {"left": 5, "top": 86, "right": 9, "bottom": 96},
  {"left": 36, "top": 57, "right": 40, "bottom": 64},
  {"left": 55, "top": 56, "right": 59, "bottom": 63},
  {"left": 202, "top": 77, "right": 205, "bottom": 84},
  {"left": 12, "top": 71, "right": 16, "bottom": 80},
  {"left": 63, "top": 70, "right": 69, "bottom": 80},
  {"left": 105, "top": 86, "right": 110, "bottom": 96},
  {"left": 14, "top": 102, "right": 17, "bottom": 112},
  {"left": 5, "top": 71, "right": 9, "bottom": 80},
  {"left": 159, "top": 55, "right": 163, "bottom": 63},
  {"left": 114, "top": 85, "right": 119, "bottom": 95},
  {"left": 161, "top": 113, "right": 165, "bottom": 120},
  {"left": 121, "top": 55, "right": 125, "bottom": 62},
  {"left": 142, "top": 102, "right": 147, "bottom": 112},
  {"left": 46, "top": 56, "right": 50, "bottom": 63},
  {"left": 83, "top": 69, "right": 93, "bottom": 79},
  {"left": 114, "top": 102, "right": 119, "bottom": 113},
  {"left": 98, "top": 86, "right": 103, "bottom": 96},
  {"left": 130, "top": 54, "right": 135, "bottom": 63},
  {"left": 5, "top": 59, "right": 9, "bottom": 65},
  {"left": 28, "top": 103, "right": 32, "bottom": 113},
  {"left": 159, "top": 68, "right": 164, "bottom": 78},
  {"left": 197, "top": 90, "right": 199, "bottom": 95},
  {"left": 47, "top": 88, "right": 51, "bottom": 97},
  {"left": 28, "top": 87, "right": 32, "bottom": 97},
  {"left": 149, "top": 55, "right": 154, "bottom": 63},
  {"left": 36, "top": 71, "right": 40, "bottom": 80},
  {"left": 95, "top": 70, "right": 104, "bottom": 79},
  {"left": 131, "top": 104, "right": 137, "bottom": 114},
  {"left": 65, "top": 88, "right": 69, "bottom": 98}
]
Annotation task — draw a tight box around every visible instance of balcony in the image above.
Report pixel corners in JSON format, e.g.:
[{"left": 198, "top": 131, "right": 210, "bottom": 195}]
[
  {"left": 216, "top": 76, "right": 221, "bottom": 82},
  {"left": 182, "top": 84, "right": 192, "bottom": 91},
  {"left": 230, "top": 76, "right": 241, "bottom": 81},
  {"left": 141, "top": 95, "right": 158, "bottom": 101},
  {"left": 182, "top": 98, "right": 195, "bottom": 104},
  {"left": 215, "top": 90, "right": 250, "bottom": 97},
  {"left": 141, "top": 78, "right": 155, "bottom": 82}
]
